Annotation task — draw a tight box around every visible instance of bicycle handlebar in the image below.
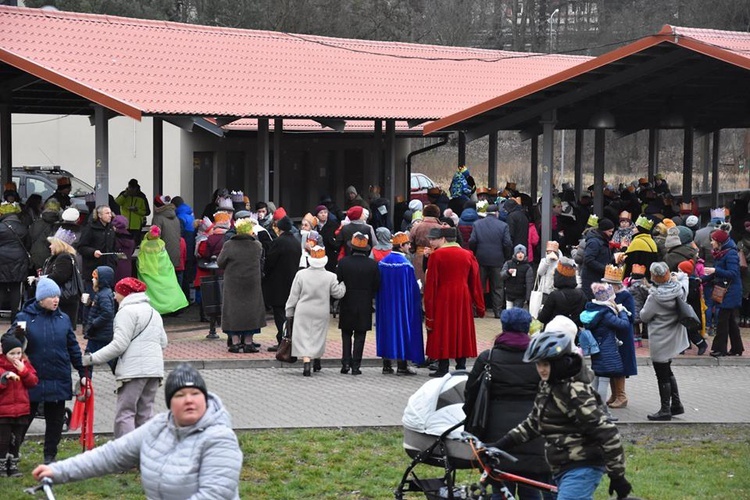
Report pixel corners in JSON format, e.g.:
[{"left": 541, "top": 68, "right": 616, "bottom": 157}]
[
  {"left": 460, "top": 431, "right": 519, "bottom": 463},
  {"left": 24, "top": 477, "right": 55, "bottom": 499}
]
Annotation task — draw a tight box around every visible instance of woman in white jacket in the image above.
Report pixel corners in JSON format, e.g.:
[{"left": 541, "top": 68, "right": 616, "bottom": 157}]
[
  {"left": 535, "top": 240, "right": 562, "bottom": 300},
  {"left": 33, "top": 364, "right": 242, "bottom": 500},
  {"left": 82, "top": 277, "right": 168, "bottom": 437}
]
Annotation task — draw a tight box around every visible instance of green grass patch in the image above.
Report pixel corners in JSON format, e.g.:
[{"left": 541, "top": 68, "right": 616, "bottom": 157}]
[{"left": 5, "top": 425, "right": 750, "bottom": 499}]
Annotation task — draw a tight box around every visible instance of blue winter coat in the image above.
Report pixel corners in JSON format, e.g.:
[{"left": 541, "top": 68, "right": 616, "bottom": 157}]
[
  {"left": 85, "top": 266, "right": 116, "bottom": 344},
  {"left": 580, "top": 302, "right": 629, "bottom": 377},
  {"left": 581, "top": 231, "right": 612, "bottom": 299},
  {"left": 705, "top": 239, "right": 742, "bottom": 309},
  {"left": 614, "top": 290, "right": 638, "bottom": 377},
  {"left": 16, "top": 300, "right": 85, "bottom": 402}
]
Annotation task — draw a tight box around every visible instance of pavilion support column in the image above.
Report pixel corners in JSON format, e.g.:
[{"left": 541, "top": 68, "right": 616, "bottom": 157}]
[
  {"left": 488, "top": 131, "right": 498, "bottom": 190},
  {"left": 458, "top": 132, "right": 466, "bottom": 167},
  {"left": 593, "top": 129, "right": 605, "bottom": 217},
  {"left": 648, "top": 128, "right": 659, "bottom": 181},
  {"left": 711, "top": 131, "right": 721, "bottom": 208},
  {"left": 683, "top": 128, "right": 694, "bottom": 200},
  {"left": 94, "top": 106, "right": 110, "bottom": 207},
  {"left": 574, "top": 129, "right": 583, "bottom": 194},
  {"left": 702, "top": 134, "right": 710, "bottom": 192},
  {"left": 256, "top": 118, "right": 270, "bottom": 204},
  {"left": 373, "top": 120, "right": 383, "bottom": 190},
  {"left": 273, "top": 118, "right": 282, "bottom": 204},
  {"left": 540, "top": 110, "right": 556, "bottom": 251},
  {"left": 0, "top": 101, "right": 11, "bottom": 187},
  {"left": 530, "top": 135, "right": 538, "bottom": 203},
  {"left": 152, "top": 117, "right": 163, "bottom": 197},
  {"left": 385, "top": 120, "right": 396, "bottom": 215}
]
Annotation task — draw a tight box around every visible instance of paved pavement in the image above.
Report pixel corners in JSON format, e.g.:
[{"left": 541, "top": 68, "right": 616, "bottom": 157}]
[{"left": 17, "top": 304, "right": 750, "bottom": 435}]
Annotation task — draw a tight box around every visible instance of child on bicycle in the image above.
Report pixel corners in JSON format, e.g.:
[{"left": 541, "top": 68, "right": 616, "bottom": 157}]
[
  {"left": 489, "top": 330, "right": 633, "bottom": 500},
  {"left": 0, "top": 330, "right": 38, "bottom": 477}
]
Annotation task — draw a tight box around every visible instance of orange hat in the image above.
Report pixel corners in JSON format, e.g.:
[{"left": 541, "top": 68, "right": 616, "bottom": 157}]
[
  {"left": 662, "top": 218, "right": 676, "bottom": 229},
  {"left": 348, "top": 232, "right": 371, "bottom": 252},
  {"left": 392, "top": 232, "right": 409, "bottom": 246},
  {"left": 678, "top": 260, "right": 695, "bottom": 275}
]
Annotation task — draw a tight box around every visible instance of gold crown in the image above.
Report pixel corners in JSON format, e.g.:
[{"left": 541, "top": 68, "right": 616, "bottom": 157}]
[
  {"left": 309, "top": 246, "right": 326, "bottom": 259},
  {"left": 631, "top": 264, "right": 647, "bottom": 275},
  {"left": 350, "top": 232, "right": 369, "bottom": 249},
  {"left": 556, "top": 260, "right": 577, "bottom": 278},
  {"left": 603, "top": 265, "right": 624, "bottom": 283},
  {"left": 392, "top": 232, "right": 409, "bottom": 245}
]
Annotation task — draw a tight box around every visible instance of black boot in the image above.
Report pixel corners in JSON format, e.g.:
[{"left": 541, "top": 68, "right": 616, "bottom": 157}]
[
  {"left": 647, "top": 382, "right": 672, "bottom": 421},
  {"left": 670, "top": 376, "right": 685, "bottom": 416},
  {"left": 313, "top": 358, "right": 322, "bottom": 372},
  {"left": 382, "top": 359, "right": 394, "bottom": 374},
  {"left": 7, "top": 454, "right": 21, "bottom": 477},
  {"left": 351, "top": 361, "right": 362, "bottom": 376},
  {"left": 303, "top": 362, "right": 311, "bottom": 377},
  {"left": 340, "top": 363, "right": 350, "bottom": 374}
]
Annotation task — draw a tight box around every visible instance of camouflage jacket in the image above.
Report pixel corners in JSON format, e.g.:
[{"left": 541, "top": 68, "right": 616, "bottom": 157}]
[{"left": 505, "top": 379, "right": 626, "bottom": 477}]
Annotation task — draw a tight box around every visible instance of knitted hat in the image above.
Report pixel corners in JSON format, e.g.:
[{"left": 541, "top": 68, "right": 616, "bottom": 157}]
[
  {"left": 1, "top": 331, "right": 23, "bottom": 354},
  {"left": 276, "top": 216, "right": 293, "bottom": 232},
  {"left": 662, "top": 218, "right": 676, "bottom": 229},
  {"left": 348, "top": 232, "right": 371, "bottom": 253},
  {"left": 61, "top": 207, "right": 80, "bottom": 223},
  {"left": 555, "top": 257, "right": 577, "bottom": 278},
  {"left": 650, "top": 262, "right": 671, "bottom": 284},
  {"left": 346, "top": 206, "right": 364, "bottom": 221},
  {"left": 423, "top": 204, "right": 441, "bottom": 218},
  {"left": 111, "top": 215, "right": 129, "bottom": 234},
  {"left": 513, "top": 244, "right": 527, "bottom": 258},
  {"left": 591, "top": 282, "right": 615, "bottom": 301},
  {"left": 56, "top": 176, "right": 71, "bottom": 188},
  {"left": 115, "top": 277, "right": 147, "bottom": 297},
  {"left": 711, "top": 229, "right": 730, "bottom": 244},
  {"left": 598, "top": 218, "right": 615, "bottom": 231},
  {"left": 235, "top": 218, "right": 254, "bottom": 235},
  {"left": 408, "top": 199, "right": 423, "bottom": 212},
  {"left": 314, "top": 205, "right": 328, "bottom": 216},
  {"left": 665, "top": 227, "right": 681, "bottom": 249},
  {"left": 546, "top": 240, "right": 559, "bottom": 252},
  {"left": 635, "top": 214, "right": 654, "bottom": 232},
  {"left": 500, "top": 308, "right": 532, "bottom": 333},
  {"left": 427, "top": 227, "right": 443, "bottom": 240},
  {"left": 630, "top": 264, "right": 647, "bottom": 278},
  {"left": 146, "top": 225, "right": 161, "bottom": 240},
  {"left": 48, "top": 227, "right": 77, "bottom": 246},
  {"left": 164, "top": 363, "right": 207, "bottom": 409},
  {"left": 677, "top": 226, "right": 693, "bottom": 245},
  {"left": 392, "top": 231, "right": 409, "bottom": 246},
  {"left": 36, "top": 277, "right": 61, "bottom": 301},
  {"left": 685, "top": 215, "right": 699, "bottom": 228},
  {"left": 443, "top": 208, "right": 459, "bottom": 226},
  {"left": 678, "top": 260, "right": 695, "bottom": 275},
  {"left": 272, "top": 207, "right": 287, "bottom": 221},
  {"left": 154, "top": 195, "right": 171, "bottom": 208}
]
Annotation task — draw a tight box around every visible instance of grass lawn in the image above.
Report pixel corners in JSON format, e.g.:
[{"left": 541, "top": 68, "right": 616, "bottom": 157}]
[{"left": 5, "top": 424, "right": 749, "bottom": 499}]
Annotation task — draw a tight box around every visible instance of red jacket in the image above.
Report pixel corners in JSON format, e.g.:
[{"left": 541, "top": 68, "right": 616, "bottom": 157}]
[{"left": 0, "top": 355, "right": 39, "bottom": 418}]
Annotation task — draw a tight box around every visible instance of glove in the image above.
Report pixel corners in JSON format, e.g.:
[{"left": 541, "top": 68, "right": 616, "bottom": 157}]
[
  {"left": 487, "top": 434, "right": 514, "bottom": 451},
  {"left": 608, "top": 474, "right": 632, "bottom": 499},
  {"left": 82, "top": 353, "right": 93, "bottom": 366}
]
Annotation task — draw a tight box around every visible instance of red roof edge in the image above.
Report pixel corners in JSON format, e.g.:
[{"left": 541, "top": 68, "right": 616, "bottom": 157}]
[
  {"left": 424, "top": 33, "right": 675, "bottom": 135},
  {"left": 663, "top": 26, "right": 750, "bottom": 72},
  {"left": 0, "top": 48, "right": 142, "bottom": 121}
]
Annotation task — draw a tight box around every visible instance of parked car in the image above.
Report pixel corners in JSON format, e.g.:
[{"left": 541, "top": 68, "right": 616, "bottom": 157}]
[
  {"left": 12, "top": 166, "right": 94, "bottom": 204},
  {"left": 410, "top": 173, "right": 439, "bottom": 203}
]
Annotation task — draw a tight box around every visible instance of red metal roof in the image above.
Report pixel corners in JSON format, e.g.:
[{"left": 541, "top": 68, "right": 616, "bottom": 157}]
[
  {"left": 0, "top": 6, "right": 587, "bottom": 122},
  {"left": 424, "top": 24, "right": 750, "bottom": 135}
]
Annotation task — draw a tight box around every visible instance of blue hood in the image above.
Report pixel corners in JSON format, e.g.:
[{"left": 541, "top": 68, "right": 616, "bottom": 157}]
[
  {"left": 459, "top": 208, "right": 479, "bottom": 225},
  {"left": 95, "top": 265, "right": 115, "bottom": 289},
  {"left": 175, "top": 203, "right": 196, "bottom": 233}
]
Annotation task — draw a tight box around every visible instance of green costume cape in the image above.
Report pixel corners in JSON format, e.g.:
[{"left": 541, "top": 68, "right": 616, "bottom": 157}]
[{"left": 137, "top": 238, "right": 188, "bottom": 314}]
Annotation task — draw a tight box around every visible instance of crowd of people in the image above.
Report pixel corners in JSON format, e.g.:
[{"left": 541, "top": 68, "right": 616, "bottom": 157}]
[{"left": 1, "top": 166, "right": 748, "bottom": 498}]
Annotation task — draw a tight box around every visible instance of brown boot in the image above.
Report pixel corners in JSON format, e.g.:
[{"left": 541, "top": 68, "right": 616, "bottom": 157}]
[
  {"left": 609, "top": 377, "right": 628, "bottom": 408},
  {"left": 606, "top": 379, "right": 616, "bottom": 405}
]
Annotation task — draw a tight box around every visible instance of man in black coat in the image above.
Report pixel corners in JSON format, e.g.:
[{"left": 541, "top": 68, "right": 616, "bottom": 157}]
[
  {"left": 263, "top": 217, "right": 302, "bottom": 351},
  {"left": 504, "top": 198, "right": 529, "bottom": 249},
  {"left": 76, "top": 205, "right": 117, "bottom": 325},
  {"left": 336, "top": 232, "right": 380, "bottom": 375}
]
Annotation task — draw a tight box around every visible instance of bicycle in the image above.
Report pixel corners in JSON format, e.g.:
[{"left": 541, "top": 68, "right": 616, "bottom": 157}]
[{"left": 24, "top": 477, "right": 56, "bottom": 499}]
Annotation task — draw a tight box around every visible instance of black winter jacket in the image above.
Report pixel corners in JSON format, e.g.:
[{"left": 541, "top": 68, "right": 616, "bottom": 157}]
[
  {"left": 0, "top": 214, "right": 30, "bottom": 282},
  {"left": 336, "top": 253, "right": 380, "bottom": 332},
  {"left": 77, "top": 221, "right": 117, "bottom": 280}
]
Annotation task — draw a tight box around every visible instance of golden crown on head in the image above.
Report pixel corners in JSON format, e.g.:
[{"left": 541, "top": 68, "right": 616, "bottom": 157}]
[
  {"left": 309, "top": 246, "right": 326, "bottom": 259},
  {"left": 603, "top": 264, "right": 625, "bottom": 283},
  {"left": 391, "top": 232, "right": 409, "bottom": 246}
]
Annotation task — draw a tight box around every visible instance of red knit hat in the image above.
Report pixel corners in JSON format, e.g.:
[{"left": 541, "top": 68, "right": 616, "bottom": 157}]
[
  {"left": 115, "top": 277, "right": 147, "bottom": 297},
  {"left": 347, "top": 206, "right": 363, "bottom": 221},
  {"left": 678, "top": 260, "right": 695, "bottom": 275},
  {"left": 272, "top": 207, "right": 287, "bottom": 221},
  {"left": 711, "top": 229, "right": 730, "bottom": 244}
]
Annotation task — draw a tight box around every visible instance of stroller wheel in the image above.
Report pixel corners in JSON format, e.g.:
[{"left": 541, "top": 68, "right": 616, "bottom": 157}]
[{"left": 62, "top": 408, "right": 72, "bottom": 433}]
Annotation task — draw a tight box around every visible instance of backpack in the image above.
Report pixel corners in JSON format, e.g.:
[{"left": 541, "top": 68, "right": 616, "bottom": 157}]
[{"left": 573, "top": 238, "right": 587, "bottom": 266}]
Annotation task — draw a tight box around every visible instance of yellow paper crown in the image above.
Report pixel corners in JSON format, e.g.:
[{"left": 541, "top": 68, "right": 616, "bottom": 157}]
[{"left": 603, "top": 265, "right": 624, "bottom": 283}]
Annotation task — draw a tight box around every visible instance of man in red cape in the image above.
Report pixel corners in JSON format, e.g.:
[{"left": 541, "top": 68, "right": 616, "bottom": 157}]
[{"left": 424, "top": 226, "right": 485, "bottom": 377}]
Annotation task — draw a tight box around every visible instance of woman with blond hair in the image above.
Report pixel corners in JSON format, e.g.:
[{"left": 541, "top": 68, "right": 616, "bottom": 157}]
[{"left": 41, "top": 228, "right": 81, "bottom": 328}]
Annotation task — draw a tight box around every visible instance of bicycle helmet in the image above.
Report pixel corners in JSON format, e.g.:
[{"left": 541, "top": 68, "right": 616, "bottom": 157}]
[{"left": 523, "top": 330, "right": 575, "bottom": 363}]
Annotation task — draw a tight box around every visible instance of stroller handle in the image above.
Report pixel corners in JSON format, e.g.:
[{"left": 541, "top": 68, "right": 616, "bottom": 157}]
[{"left": 459, "top": 431, "right": 519, "bottom": 463}]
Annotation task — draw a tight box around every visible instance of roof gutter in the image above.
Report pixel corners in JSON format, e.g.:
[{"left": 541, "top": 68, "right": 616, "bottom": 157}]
[{"left": 406, "top": 135, "right": 449, "bottom": 183}]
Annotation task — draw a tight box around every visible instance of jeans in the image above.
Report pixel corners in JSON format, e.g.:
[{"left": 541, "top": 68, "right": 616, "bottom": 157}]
[{"left": 554, "top": 466, "right": 605, "bottom": 500}]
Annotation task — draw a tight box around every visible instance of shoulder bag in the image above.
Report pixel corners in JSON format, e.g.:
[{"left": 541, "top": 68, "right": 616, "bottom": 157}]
[
  {"left": 463, "top": 348, "right": 492, "bottom": 437},
  {"left": 711, "top": 280, "right": 729, "bottom": 304},
  {"left": 61, "top": 254, "right": 84, "bottom": 300},
  {"left": 109, "top": 309, "right": 154, "bottom": 374},
  {"left": 675, "top": 297, "right": 701, "bottom": 331},
  {"left": 275, "top": 317, "right": 297, "bottom": 363}
]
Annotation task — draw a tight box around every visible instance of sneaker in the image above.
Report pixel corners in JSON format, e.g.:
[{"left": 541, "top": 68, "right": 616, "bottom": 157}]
[
  {"left": 243, "top": 344, "right": 259, "bottom": 353},
  {"left": 351, "top": 368, "right": 362, "bottom": 375},
  {"left": 267, "top": 344, "right": 279, "bottom": 352},
  {"left": 697, "top": 342, "right": 708, "bottom": 356},
  {"left": 397, "top": 367, "right": 418, "bottom": 376},
  {"left": 382, "top": 367, "right": 394, "bottom": 374},
  {"left": 710, "top": 351, "right": 726, "bottom": 358}
]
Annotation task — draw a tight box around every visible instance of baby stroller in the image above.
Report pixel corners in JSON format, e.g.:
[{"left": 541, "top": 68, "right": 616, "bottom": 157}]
[{"left": 395, "top": 371, "right": 477, "bottom": 499}]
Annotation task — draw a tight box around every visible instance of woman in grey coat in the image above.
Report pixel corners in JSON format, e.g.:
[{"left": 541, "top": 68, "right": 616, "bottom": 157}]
[
  {"left": 286, "top": 246, "right": 346, "bottom": 376},
  {"left": 217, "top": 218, "right": 266, "bottom": 353},
  {"left": 33, "top": 363, "right": 242, "bottom": 500},
  {"left": 639, "top": 262, "right": 690, "bottom": 422}
]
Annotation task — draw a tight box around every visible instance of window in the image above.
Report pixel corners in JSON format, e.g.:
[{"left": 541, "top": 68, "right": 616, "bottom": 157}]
[{"left": 26, "top": 177, "right": 54, "bottom": 201}]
